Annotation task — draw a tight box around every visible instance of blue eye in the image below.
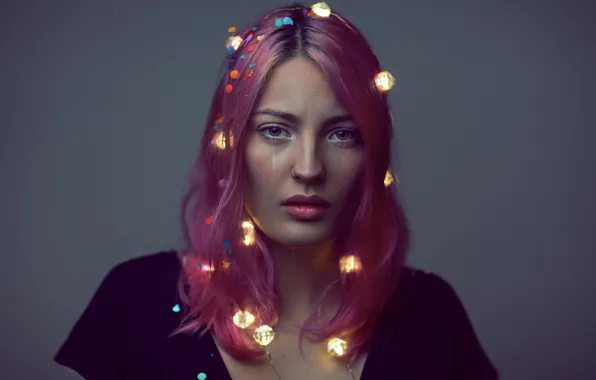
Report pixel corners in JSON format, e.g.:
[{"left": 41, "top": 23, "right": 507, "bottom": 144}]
[
  {"left": 330, "top": 129, "right": 356, "bottom": 141},
  {"left": 328, "top": 129, "right": 359, "bottom": 145},
  {"left": 258, "top": 125, "right": 292, "bottom": 141}
]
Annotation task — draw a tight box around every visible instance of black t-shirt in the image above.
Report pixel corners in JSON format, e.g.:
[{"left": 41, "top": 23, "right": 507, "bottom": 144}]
[{"left": 54, "top": 251, "right": 498, "bottom": 379}]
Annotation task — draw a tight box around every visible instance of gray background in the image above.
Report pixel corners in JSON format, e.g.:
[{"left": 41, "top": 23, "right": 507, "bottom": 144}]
[{"left": 1, "top": 0, "right": 595, "bottom": 379}]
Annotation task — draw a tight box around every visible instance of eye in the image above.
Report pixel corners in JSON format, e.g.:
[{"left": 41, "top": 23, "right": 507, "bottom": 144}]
[
  {"left": 257, "top": 125, "right": 292, "bottom": 141},
  {"left": 328, "top": 129, "right": 359, "bottom": 143}
]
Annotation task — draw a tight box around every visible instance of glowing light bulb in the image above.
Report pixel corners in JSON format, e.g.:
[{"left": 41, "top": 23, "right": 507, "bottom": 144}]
[
  {"left": 232, "top": 310, "right": 256, "bottom": 329},
  {"left": 225, "top": 35, "right": 243, "bottom": 52},
  {"left": 213, "top": 131, "right": 226, "bottom": 149},
  {"left": 212, "top": 131, "right": 234, "bottom": 150},
  {"left": 339, "top": 255, "right": 362, "bottom": 273},
  {"left": 374, "top": 71, "right": 395, "bottom": 92},
  {"left": 311, "top": 2, "right": 331, "bottom": 17},
  {"left": 241, "top": 220, "right": 256, "bottom": 246},
  {"left": 384, "top": 170, "right": 394, "bottom": 187},
  {"left": 253, "top": 325, "right": 275, "bottom": 346},
  {"left": 200, "top": 263, "right": 215, "bottom": 272},
  {"left": 327, "top": 337, "right": 348, "bottom": 357}
]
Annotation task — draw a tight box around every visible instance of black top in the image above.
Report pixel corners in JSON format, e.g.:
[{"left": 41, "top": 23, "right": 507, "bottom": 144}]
[{"left": 54, "top": 251, "right": 498, "bottom": 380}]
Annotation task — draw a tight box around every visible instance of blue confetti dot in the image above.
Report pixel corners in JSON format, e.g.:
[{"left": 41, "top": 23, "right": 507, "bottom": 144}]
[
  {"left": 223, "top": 239, "right": 230, "bottom": 248},
  {"left": 172, "top": 304, "right": 181, "bottom": 313},
  {"left": 248, "top": 63, "right": 256, "bottom": 68},
  {"left": 197, "top": 373, "right": 207, "bottom": 380},
  {"left": 210, "top": 353, "right": 214, "bottom": 357},
  {"left": 282, "top": 17, "right": 294, "bottom": 25}
]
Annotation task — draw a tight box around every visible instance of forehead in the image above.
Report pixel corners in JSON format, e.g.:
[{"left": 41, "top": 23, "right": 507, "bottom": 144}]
[{"left": 257, "top": 57, "right": 345, "bottom": 117}]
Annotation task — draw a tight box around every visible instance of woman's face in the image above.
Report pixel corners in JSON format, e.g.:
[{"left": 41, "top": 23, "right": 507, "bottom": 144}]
[{"left": 244, "top": 57, "right": 365, "bottom": 248}]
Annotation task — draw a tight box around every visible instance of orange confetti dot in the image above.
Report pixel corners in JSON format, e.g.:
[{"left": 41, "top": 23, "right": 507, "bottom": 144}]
[
  {"left": 215, "top": 117, "right": 224, "bottom": 123},
  {"left": 205, "top": 215, "right": 214, "bottom": 225},
  {"left": 229, "top": 69, "right": 239, "bottom": 79},
  {"left": 256, "top": 35, "right": 264, "bottom": 41},
  {"left": 225, "top": 84, "right": 233, "bottom": 93},
  {"left": 247, "top": 44, "right": 255, "bottom": 52},
  {"left": 244, "top": 69, "right": 254, "bottom": 80},
  {"left": 228, "top": 26, "right": 236, "bottom": 33},
  {"left": 222, "top": 260, "right": 231, "bottom": 269}
]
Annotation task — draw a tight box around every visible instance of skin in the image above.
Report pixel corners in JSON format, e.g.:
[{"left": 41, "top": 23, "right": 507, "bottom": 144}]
[
  {"left": 244, "top": 56, "right": 366, "bottom": 323},
  {"left": 244, "top": 56, "right": 365, "bottom": 249},
  {"left": 217, "top": 56, "right": 368, "bottom": 380}
]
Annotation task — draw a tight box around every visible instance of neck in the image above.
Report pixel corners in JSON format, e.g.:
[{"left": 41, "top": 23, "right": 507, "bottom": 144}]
[{"left": 269, "top": 240, "right": 342, "bottom": 328}]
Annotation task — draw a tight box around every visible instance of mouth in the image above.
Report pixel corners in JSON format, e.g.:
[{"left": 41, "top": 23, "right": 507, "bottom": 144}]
[{"left": 281, "top": 194, "right": 331, "bottom": 221}]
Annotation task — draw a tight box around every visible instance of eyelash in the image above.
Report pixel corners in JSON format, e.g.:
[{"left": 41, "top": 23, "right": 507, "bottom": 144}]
[{"left": 257, "top": 124, "right": 360, "bottom": 145}]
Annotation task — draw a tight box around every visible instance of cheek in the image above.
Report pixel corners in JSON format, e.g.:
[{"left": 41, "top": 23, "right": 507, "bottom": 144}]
[
  {"left": 245, "top": 139, "right": 288, "bottom": 191},
  {"left": 326, "top": 151, "right": 365, "bottom": 195}
]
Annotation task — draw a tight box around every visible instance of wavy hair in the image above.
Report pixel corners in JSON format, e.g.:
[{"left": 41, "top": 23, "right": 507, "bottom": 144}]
[{"left": 176, "top": 3, "right": 409, "bottom": 365}]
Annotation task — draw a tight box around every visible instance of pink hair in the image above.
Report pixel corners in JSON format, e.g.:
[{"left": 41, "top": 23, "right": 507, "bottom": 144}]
[{"left": 176, "top": 3, "right": 409, "bottom": 365}]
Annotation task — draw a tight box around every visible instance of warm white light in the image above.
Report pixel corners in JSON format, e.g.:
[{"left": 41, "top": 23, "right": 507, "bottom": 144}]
[
  {"left": 241, "top": 220, "right": 256, "bottom": 246},
  {"left": 200, "top": 263, "right": 215, "bottom": 272},
  {"left": 311, "top": 2, "right": 331, "bottom": 17},
  {"left": 339, "top": 255, "right": 362, "bottom": 273},
  {"left": 212, "top": 131, "right": 233, "bottom": 150},
  {"left": 374, "top": 71, "right": 395, "bottom": 92},
  {"left": 212, "top": 131, "right": 226, "bottom": 149},
  {"left": 327, "top": 337, "right": 348, "bottom": 357},
  {"left": 225, "top": 35, "right": 243, "bottom": 51},
  {"left": 253, "top": 325, "right": 275, "bottom": 346},
  {"left": 384, "top": 170, "right": 394, "bottom": 187},
  {"left": 232, "top": 310, "right": 256, "bottom": 329}
]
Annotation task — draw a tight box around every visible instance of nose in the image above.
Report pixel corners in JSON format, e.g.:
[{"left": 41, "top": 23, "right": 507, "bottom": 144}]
[{"left": 291, "top": 135, "right": 325, "bottom": 184}]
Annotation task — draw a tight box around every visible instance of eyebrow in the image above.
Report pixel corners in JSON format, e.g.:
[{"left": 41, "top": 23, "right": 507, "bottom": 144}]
[{"left": 253, "top": 108, "right": 353, "bottom": 127}]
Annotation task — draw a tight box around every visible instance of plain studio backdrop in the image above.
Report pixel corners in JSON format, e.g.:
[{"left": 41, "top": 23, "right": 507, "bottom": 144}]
[{"left": 1, "top": 0, "right": 595, "bottom": 379}]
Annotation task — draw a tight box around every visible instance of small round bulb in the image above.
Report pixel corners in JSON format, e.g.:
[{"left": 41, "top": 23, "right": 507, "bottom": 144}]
[
  {"left": 232, "top": 310, "right": 256, "bottom": 329},
  {"left": 384, "top": 170, "right": 394, "bottom": 187},
  {"left": 311, "top": 2, "right": 331, "bottom": 17},
  {"left": 374, "top": 71, "right": 395, "bottom": 92},
  {"left": 339, "top": 255, "right": 362, "bottom": 273},
  {"left": 253, "top": 325, "right": 275, "bottom": 346},
  {"left": 212, "top": 131, "right": 226, "bottom": 149},
  {"left": 327, "top": 337, "right": 348, "bottom": 357},
  {"left": 225, "top": 35, "right": 243, "bottom": 52},
  {"left": 241, "top": 220, "right": 256, "bottom": 246}
]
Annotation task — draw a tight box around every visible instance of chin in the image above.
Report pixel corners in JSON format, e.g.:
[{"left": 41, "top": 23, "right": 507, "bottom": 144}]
[{"left": 265, "top": 222, "right": 332, "bottom": 248}]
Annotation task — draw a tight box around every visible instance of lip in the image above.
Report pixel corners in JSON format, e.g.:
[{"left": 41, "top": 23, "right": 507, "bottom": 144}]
[
  {"left": 281, "top": 194, "right": 331, "bottom": 221},
  {"left": 281, "top": 194, "right": 331, "bottom": 208}
]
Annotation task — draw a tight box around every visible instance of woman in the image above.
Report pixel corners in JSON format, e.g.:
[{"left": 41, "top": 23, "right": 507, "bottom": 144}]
[{"left": 55, "top": 2, "right": 498, "bottom": 379}]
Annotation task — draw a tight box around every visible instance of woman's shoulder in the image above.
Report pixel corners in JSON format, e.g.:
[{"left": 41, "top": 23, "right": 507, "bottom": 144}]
[
  {"left": 107, "top": 250, "right": 181, "bottom": 283},
  {"left": 54, "top": 250, "right": 195, "bottom": 379},
  {"left": 376, "top": 266, "right": 499, "bottom": 379},
  {"left": 398, "top": 266, "right": 457, "bottom": 302}
]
